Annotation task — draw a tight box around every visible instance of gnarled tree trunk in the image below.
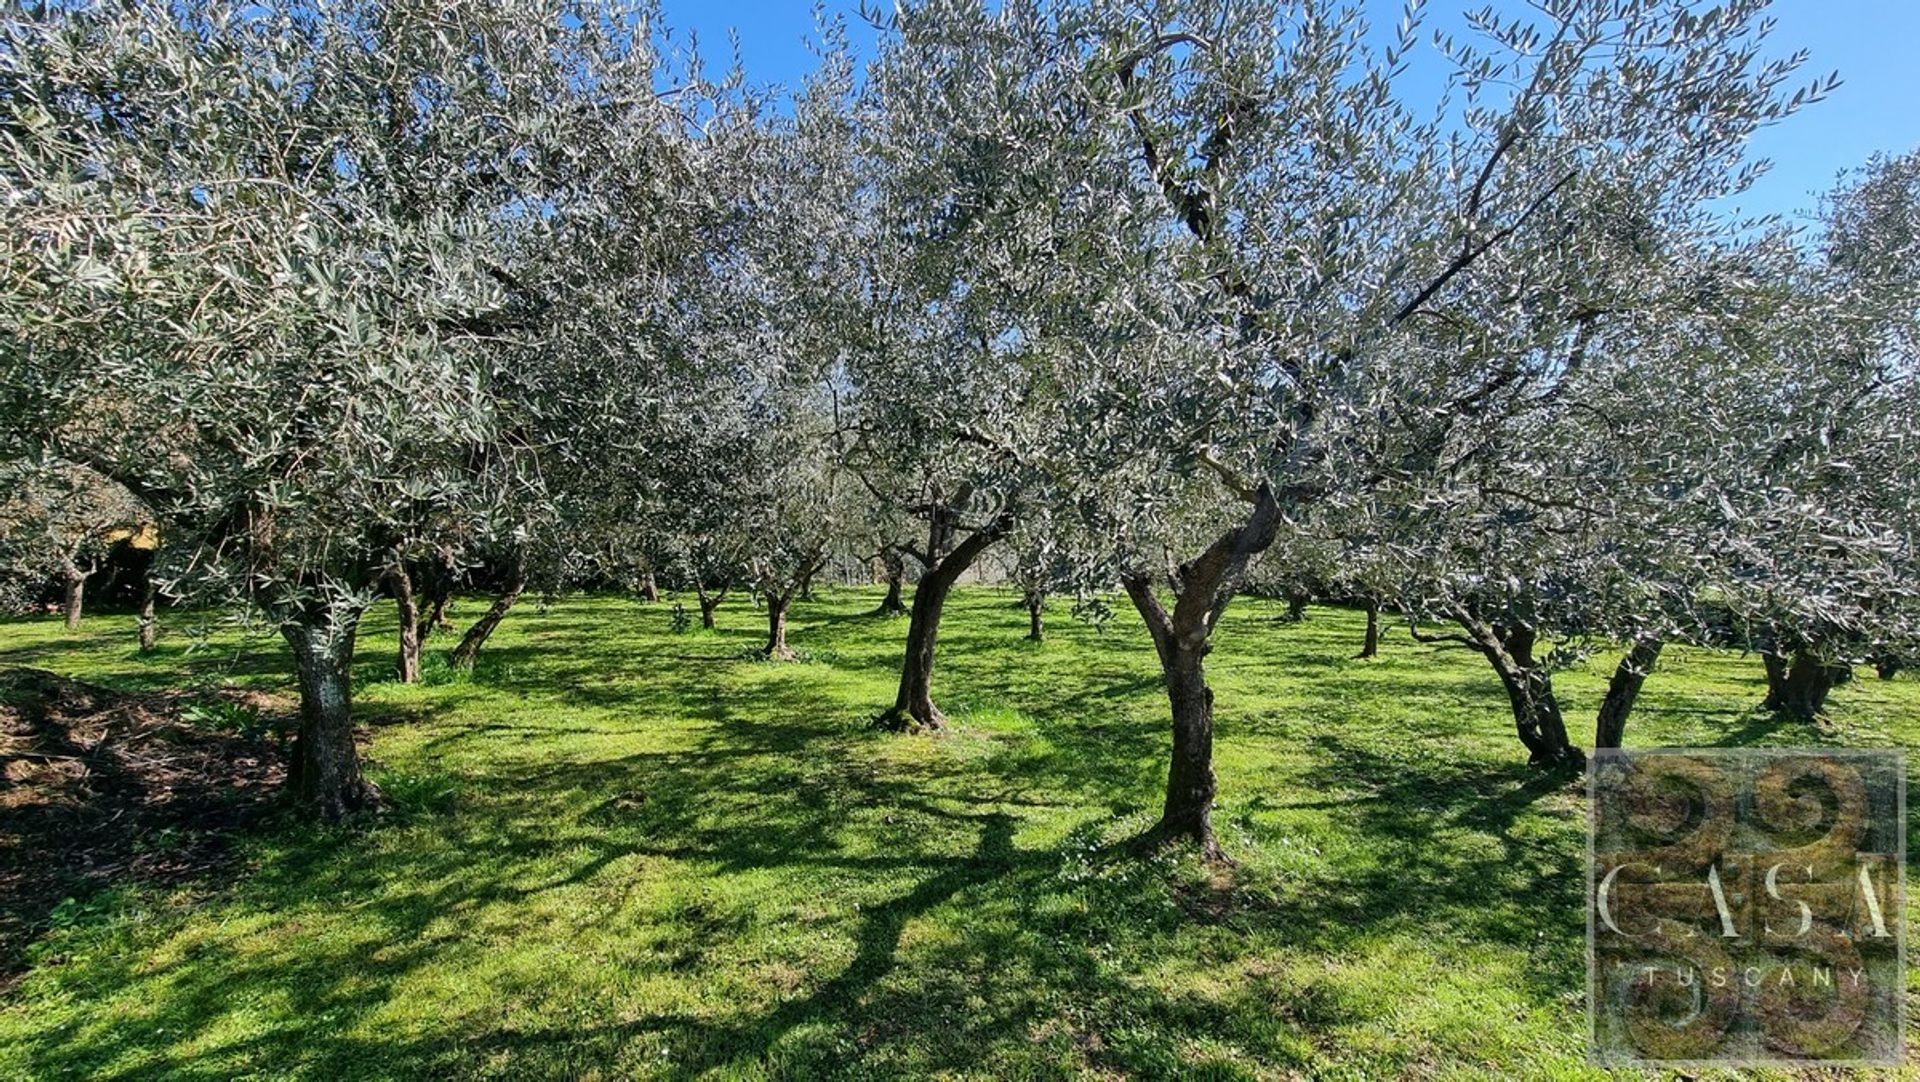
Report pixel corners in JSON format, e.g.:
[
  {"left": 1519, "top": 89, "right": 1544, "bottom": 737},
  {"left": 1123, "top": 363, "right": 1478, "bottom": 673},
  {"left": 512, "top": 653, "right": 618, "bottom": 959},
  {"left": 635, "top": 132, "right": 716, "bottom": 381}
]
[
  {"left": 281, "top": 606, "right": 380, "bottom": 818},
  {"left": 1024, "top": 590, "right": 1045, "bottom": 642},
  {"left": 1455, "top": 616, "right": 1583, "bottom": 769},
  {"left": 764, "top": 592, "right": 795, "bottom": 660},
  {"left": 640, "top": 572, "right": 660, "bottom": 604},
  {"left": 420, "top": 590, "right": 451, "bottom": 642},
  {"left": 449, "top": 554, "right": 527, "bottom": 670},
  {"left": 1356, "top": 599, "right": 1380, "bottom": 659},
  {"left": 415, "top": 550, "right": 456, "bottom": 643},
  {"left": 1283, "top": 589, "right": 1309, "bottom": 623},
  {"left": 875, "top": 549, "right": 907, "bottom": 616},
  {"left": 696, "top": 585, "right": 725, "bottom": 630},
  {"left": 1594, "top": 637, "right": 1663, "bottom": 749},
  {"left": 879, "top": 510, "right": 1011, "bottom": 731},
  {"left": 1762, "top": 648, "right": 1846, "bottom": 719},
  {"left": 1120, "top": 483, "right": 1281, "bottom": 861},
  {"left": 389, "top": 561, "right": 422, "bottom": 683}
]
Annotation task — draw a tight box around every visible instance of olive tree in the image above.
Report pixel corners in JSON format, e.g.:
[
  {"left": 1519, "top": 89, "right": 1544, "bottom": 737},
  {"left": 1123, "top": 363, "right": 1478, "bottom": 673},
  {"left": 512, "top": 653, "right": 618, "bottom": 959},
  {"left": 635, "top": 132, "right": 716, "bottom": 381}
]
[
  {"left": 866, "top": 0, "right": 1819, "bottom": 855},
  {"left": 851, "top": 1, "right": 1082, "bottom": 728},
  {"left": 0, "top": 0, "right": 675, "bottom": 816},
  {"left": 0, "top": 460, "right": 148, "bottom": 629},
  {"left": 1695, "top": 156, "right": 1920, "bottom": 719}
]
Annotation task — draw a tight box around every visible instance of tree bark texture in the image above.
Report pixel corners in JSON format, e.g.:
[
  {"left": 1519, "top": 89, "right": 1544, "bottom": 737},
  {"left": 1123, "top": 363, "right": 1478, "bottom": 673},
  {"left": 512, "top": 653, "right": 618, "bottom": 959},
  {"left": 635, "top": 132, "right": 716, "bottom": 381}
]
[
  {"left": 1762, "top": 648, "right": 1846, "bottom": 719},
  {"left": 138, "top": 580, "right": 158, "bottom": 653},
  {"left": 449, "top": 554, "right": 527, "bottom": 670},
  {"left": 1455, "top": 617, "right": 1584, "bottom": 768},
  {"left": 875, "top": 549, "right": 907, "bottom": 616},
  {"left": 390, "top": 562, "right": 422, "bottom": 684},
  {"left": 764, "top": 593, "right": 795, "bottom": 660},
  {"left": 1120, "top": 482, "right": 1283, "bottom": 860},
  {"left": 1594, "top": 637, "right": 1664, "bottom": 749},
  {"left": 879, "top": 506, "right": 1011, "bottom": 731},
  {"left": 61, "top": 567, "right": 84, "bottom": 631},
  {"left": 1024, "top": 590, "right": 1045, "bottom": 641},
  {"left": 281, "top": 608, "right": 380, "bottom": 818},
  {"left": 1356, "top": 599, "right": 1380, "bottom": 659}
]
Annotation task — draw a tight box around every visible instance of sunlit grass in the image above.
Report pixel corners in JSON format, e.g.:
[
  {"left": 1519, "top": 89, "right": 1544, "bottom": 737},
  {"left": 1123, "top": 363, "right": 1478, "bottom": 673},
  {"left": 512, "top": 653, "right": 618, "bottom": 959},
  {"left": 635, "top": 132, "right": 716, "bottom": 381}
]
[{"left": 1, "top": 588, "right": 1915, "bottom": 1079}]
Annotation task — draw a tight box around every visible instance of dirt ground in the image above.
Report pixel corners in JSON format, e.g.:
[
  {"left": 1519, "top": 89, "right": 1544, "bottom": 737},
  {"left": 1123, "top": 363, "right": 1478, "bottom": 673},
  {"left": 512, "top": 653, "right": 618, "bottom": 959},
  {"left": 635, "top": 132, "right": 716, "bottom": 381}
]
[{"left": 0, "top": 668, "right": 286, "bottom": 981}]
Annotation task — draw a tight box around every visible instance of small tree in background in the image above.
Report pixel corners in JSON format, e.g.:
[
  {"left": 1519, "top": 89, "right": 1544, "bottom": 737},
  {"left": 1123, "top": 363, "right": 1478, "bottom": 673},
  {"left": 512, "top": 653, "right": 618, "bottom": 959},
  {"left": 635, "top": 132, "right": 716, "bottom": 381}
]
[{"left": 0, "top": 461, "right": 149, "bottom": 630}]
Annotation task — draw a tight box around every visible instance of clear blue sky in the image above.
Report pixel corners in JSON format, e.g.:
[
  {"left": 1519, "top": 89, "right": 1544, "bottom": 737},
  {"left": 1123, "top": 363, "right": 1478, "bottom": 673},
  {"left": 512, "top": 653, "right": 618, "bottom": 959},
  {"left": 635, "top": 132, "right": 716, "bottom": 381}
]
[{"left": 657, "top": 0, "right": 1920, "bottom": 222}]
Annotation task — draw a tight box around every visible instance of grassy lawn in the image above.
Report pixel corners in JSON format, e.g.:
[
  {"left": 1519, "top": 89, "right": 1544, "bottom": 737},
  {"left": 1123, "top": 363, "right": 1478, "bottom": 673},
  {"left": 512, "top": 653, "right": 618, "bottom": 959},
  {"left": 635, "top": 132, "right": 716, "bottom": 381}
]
[{"left": 1, "top": 588, "right": 1916, "bottom": 1079}]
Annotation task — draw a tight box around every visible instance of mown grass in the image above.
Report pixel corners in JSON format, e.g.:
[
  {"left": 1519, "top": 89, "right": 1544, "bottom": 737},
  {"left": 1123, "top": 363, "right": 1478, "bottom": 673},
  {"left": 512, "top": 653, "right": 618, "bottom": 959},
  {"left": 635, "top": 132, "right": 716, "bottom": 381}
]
[{"left": 0, "top": 587, "right": 1916, "bottom": 1080}]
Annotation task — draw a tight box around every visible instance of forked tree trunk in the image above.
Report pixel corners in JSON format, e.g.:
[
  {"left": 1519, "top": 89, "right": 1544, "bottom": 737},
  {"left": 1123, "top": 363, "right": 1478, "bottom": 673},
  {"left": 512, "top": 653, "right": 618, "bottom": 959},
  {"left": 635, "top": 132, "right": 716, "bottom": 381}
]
[
  {"left": 764, "top": 593, "right": 796, "bottom": 660},
  {"left": 1594, "top": 637, "right": 1664, "bottom": 749},
  {"left": 1024, "top": 590, "right": 1045, "bottom": 642},
  {"left": 138, "top": 581, "right": 158, "bottom": 653},
  {"left": 879, "top": 517, "right": 1010, "bottom": 731},
  {"left": 449, "top": 556, "right": 527, "bottom": 670},
  {"left": 1356, "top": 599, "right": 1380, "bottom": 659},
  {"left": 697, "top": 588, "right": 724, "bottom": 630},
  {"left": 61, "top": 567, "right": 84, "bottom": 631},
  {"left": 1127, "top": 576, "right": 1223, "bottom": 860},
  {"left": 390, "top": 562, "right": 422, "bottom": 684},
  {"left": 1120, "top": 483, "right": 1282, "bottom": 861},
  {"left": 885, "top": 567, "right": 958, "bottom": 729},
  {"left": 875, "top": 550, "right": 907, "bottom": 616},
  {"left": 281, "top": 608, "right": 380, "bottom": 819},
  {"left": 1456, "top": 617, "right": 1584, "bottom": 768},
  {"left": 640, "top": 573, "right": 660, "bottom": 604},
  {"left": 1762, "top": 648, "right": 1845, "bottom": 719}
]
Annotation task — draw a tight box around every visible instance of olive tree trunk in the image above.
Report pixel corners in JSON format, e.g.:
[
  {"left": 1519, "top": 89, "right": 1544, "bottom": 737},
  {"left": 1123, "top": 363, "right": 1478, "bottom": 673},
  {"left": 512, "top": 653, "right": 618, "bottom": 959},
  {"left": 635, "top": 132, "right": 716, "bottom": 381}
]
[
  {"left": 449, "top": 555, "right": 527, "bottom": 670},
  {"left": 696, "top": 586, "right": 725, "bottom": 630},
  {"left": 61, "top": 566, "right": 84, "bottom": 631},
  {"left": 764, "top": 592, "right": 795, "bottom": 660},
  {"left": 1024, "top": 590, "right": 1045, "bottom": 642},
  {"left": 1594, "top": 637, "right": 1663, "bottom": 749},
  {"left": 1120, "top": 483, "right": 1281, "bottom": 861},
  {"left": 879, "top": 517, "right": 1010, "bottom": 731},
  {"left": 137, "top": 580, "right": 158, "bottom": 653},
  {"left": 415, "top": 551, "right": 455, "bottom": 643},
  {"left": 281, "top": 607, "right": 380, "bottom": 819},
  {"left": 1453, "top": 616, "right": 1584, "bottom": 768},
  {"left": 875, "top": 549, "right": 907, "bottom": 616},
  {"left": 640, "top": 572, "right": 660, "bottom": 604},
  {"left": 1283, "top": 590, "right": 1309, "bottom": 623},
  {"left": 389, "top": 562, "right": 422, "bottom": 684},
  {"left": 1356, "top": 599, "right": 1380, "bottom": 659},
  {"left": 1762, "top": 648, "right": 1846, "bottom": 719}
]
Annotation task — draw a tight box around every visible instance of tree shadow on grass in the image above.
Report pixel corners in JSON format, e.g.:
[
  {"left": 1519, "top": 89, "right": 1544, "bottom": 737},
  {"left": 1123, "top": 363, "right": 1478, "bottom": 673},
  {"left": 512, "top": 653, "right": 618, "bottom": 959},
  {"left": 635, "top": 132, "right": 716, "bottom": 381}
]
[
  {"left": 0, "top": 592, "right": 1630, "bottom": 1078},
  {"left": 1232, "top": 733, "right": 1586, "bottom": 1001}
]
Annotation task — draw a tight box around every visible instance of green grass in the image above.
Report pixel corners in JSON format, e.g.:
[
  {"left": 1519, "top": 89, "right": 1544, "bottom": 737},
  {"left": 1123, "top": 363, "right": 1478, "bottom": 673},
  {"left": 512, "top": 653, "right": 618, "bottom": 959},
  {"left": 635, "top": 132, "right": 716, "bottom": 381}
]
[{"left": 1, "top": 588, "right": 1916, "bottom": 1080}]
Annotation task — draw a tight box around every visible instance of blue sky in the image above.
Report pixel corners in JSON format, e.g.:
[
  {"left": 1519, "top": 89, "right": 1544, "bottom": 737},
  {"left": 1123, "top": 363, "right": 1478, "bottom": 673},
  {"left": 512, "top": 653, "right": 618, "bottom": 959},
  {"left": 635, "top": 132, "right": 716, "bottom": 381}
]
[{"left": 656, "top": 0, "right": 1920, "bottom": 222}]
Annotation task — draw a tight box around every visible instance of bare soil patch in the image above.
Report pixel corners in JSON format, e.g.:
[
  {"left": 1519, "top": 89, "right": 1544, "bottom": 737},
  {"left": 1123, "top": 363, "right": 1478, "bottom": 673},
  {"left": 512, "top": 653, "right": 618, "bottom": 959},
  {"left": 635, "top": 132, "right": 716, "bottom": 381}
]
[{"left": 0, "top": 668, "right": 286, "bottom": 982}]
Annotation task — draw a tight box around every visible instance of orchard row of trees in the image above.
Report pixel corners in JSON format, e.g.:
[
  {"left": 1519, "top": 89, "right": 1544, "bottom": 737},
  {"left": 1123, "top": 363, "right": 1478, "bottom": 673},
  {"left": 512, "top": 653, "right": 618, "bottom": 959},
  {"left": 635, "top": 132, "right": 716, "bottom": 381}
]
[{"left": 3, "top": 0, "right": 1915, "bottom": 857}]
